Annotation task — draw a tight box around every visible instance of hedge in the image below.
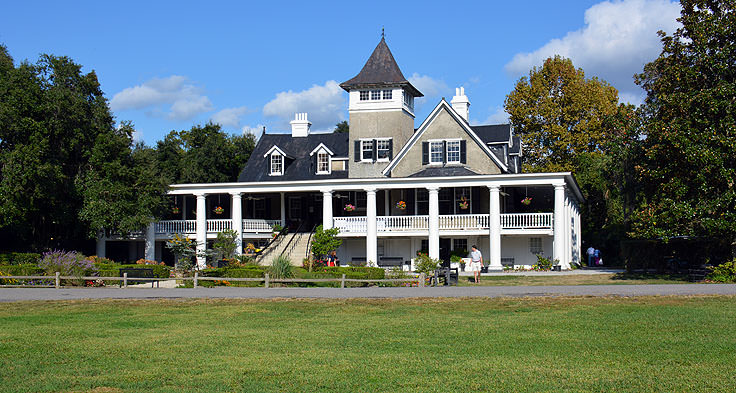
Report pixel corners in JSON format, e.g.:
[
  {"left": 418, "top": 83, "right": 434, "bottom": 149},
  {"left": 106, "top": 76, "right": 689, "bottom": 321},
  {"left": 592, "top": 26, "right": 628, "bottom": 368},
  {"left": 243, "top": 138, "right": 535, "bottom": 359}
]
[
  {"left": 0, "top": 253, "right": 41, "bottom": 266},
  {"left": 95, "top": 264, "right": 171, "bottom": 278},
  {"left": 200, "top": 267, "right": 265, "bottom": 278},
  {"left": 0, "top": 264, "right": 44, "bottom": 276},
  {"left": 301, "top": 266, "right": 385, "bottom": 280}
]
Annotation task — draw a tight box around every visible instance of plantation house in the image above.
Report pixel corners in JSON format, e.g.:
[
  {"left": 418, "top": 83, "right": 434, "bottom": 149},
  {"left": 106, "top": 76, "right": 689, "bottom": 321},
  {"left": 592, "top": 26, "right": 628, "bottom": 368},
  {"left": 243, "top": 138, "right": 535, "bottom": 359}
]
[{"left": 97, "top": 38, "right": 584, "bottom": 271}]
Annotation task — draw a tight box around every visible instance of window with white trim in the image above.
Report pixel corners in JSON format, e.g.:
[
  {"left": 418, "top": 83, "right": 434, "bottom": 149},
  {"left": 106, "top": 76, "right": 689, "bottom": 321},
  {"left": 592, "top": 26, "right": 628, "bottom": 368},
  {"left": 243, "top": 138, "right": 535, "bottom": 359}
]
[
  {"left": 317, "top": 152, "right": 330, "bottom": 174},
  {"left": 403, "top": 90, "right": 414, "bottom": 109},
  {"left": 447, "top": 140, "right": 461, "bottom": 163},
  {"left": 382, "top": 89, "right": 392, "bottom": 100},
  {"left": 376, "top": 139, "right": 391, "bottom": 161},
  {"left": 361, "top": 140, "right": 374, "bottom": 161},
  {"left": 529, "top": 237, "right": 543, "bottom": 255},
  {"left": 359, "top": 90, "right": 369, "bottom": 101},
  {"left": 430, "top": 141, "right": 444, "bottom": 164},
  {"left": 270, "top": 153, "right": 283, "bottom": 176},
  {"left": 370, "top": 90, "right": 381, "bottom": 100}
]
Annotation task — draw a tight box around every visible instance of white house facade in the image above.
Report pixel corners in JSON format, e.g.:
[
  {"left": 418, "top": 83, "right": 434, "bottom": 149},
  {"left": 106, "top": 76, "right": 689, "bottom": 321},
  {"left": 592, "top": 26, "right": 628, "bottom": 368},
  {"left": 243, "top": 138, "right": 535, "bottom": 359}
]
[{"left": 96, "top": 38, "right": 584, "bottom": 271}]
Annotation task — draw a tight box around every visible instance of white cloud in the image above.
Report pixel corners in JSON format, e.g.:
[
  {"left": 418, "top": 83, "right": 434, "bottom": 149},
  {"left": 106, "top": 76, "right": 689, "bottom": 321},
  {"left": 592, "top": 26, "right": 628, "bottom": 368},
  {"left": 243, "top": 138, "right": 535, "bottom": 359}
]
[
  {"left": 408, "top": 73, "right": 448, "bottom": 98},
  {"left": 242, "top": 124, "right": 265, "bottom": 141},
  {"left": 110, "top": 75, "right": 213, "bottom": 121},
  {"left": 263, "top": 80, "right": 346, "bottom": 131},
  {"left": 477, "top": 106, "right": 510, "bottom": 125},
  {"left": 505, "top": 0, "right": 681, "bottom": 102},
  {"left": 210, "top": 106, "right": 249, "bottom": 128}
]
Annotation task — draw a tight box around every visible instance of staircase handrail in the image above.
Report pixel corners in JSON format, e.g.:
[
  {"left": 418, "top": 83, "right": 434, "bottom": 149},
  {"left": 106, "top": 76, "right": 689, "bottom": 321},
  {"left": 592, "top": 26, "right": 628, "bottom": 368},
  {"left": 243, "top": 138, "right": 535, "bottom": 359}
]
[
  {"left": 279, "top": 221, "right": 304, "bottom": 260},
  {"left": 255, "top": 224, "right": 289, "bottom": 257},
  {"left": 304, "top": 223, "right": 318, "bottom": 260}
]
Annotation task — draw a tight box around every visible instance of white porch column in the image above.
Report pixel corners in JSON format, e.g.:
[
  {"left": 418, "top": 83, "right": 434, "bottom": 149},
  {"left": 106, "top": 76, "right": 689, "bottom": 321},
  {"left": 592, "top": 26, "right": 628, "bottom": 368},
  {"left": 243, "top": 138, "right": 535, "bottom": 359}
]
[
  {"left": 553, "top": 184, "right": 566, "bottom": 267},
  {"left": 96, "top": 231, "right": 106, "bottom": 258},
  {"left": 566, "top": 193, "right": 573, "bottom": 269},
  {"left": 195, "top": 193, "right": 207, "bottom": 269},
  {"left": 145, "top": 222, "right": 155, "bottom": 261},
  {"left": 182, "top": 196, "right": 187, "bottom": 220},
  {"left": 575, "top": 203, "right": 582, "bottom": 266},
  {"left": 488, "top": 185, "right": 502, "bottom": 271},
  {"left": 280, "top": 192, "right": 286, "bottom": 226},
  {"left": 231, "top": 192, "right": 243, "bottom": 256},
  {"left": 428, "top": 187, "right": 440, "bottom": 260},
  {"left": 366, "top": 188, "right": 378, "bottom": 266},
  {"left": 322, "top": 190, "right": 333, "bottom": 230}
]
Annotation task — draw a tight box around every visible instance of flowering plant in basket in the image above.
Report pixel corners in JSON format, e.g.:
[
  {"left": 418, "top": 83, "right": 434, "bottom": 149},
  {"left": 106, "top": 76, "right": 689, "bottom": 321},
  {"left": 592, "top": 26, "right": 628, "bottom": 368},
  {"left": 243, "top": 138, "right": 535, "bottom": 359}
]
[
  {"left": 213, "top": 206, "right": 224, "bottom": 214},
  {"left": 344, "top": 204, "right": 356, "bottom": 212},
  {"left": 521, "top": 197, "right": 532, "bottom": 206},
  {"left": 395, "top": 200, "right": 406, "bottom": 210}
]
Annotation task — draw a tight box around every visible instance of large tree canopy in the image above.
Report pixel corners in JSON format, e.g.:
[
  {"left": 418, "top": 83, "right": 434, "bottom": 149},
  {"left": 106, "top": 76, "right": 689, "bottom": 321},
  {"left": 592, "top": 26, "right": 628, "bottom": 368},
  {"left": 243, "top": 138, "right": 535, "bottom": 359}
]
[
  {"left": 0, "top": 46, "right": 167, "bottom": 251},
  {"left": 155, "top": 123, "right": 256, "bottom": 184},
  {"left": 504, "top": 56, "right": 619, "bottom": 172},
  {"left": 632, "top": 0, "right": 736, "bottom": 248}
]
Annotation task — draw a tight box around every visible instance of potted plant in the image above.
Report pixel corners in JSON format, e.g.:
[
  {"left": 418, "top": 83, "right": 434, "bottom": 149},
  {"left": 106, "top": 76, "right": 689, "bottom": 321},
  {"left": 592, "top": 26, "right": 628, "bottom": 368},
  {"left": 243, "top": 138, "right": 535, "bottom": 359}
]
[
  {"left": 213, "top": 206, "right": 224, "bottom": 215},
  {"left": 521, "top": 197, "right": 532, "bottom": 206},
  {"left": 171, "top": 206, "right": 180, "bottom": 214},
  {"left": 451, "top": 255, "right": 465, "bottom": 271},
  {"left": 344, "top": 203, "right": 356, "bottom": 212},
  {"left": 459, "top": 197, "right": 469, "bottom": 210},
  {"left": 395, "top": 200, "right": 406, "bottom": 210}
]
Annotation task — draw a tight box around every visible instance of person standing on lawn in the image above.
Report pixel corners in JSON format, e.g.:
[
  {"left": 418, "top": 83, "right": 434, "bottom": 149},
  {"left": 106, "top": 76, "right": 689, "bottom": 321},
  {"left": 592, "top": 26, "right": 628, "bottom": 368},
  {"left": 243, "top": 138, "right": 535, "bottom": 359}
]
[{"left": 470, "top": 245, "right": 483, "bottom": 283}]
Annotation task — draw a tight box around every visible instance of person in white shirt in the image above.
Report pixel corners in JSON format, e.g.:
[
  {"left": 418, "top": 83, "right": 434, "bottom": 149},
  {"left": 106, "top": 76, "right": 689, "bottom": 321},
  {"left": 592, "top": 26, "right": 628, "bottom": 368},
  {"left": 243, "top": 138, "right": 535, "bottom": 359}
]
[
  {"left": 586, "top": 246, "right": 595, "bottom": 267},
  {"left": 470, "top": 245, "right": 483, "bottom": 283}
]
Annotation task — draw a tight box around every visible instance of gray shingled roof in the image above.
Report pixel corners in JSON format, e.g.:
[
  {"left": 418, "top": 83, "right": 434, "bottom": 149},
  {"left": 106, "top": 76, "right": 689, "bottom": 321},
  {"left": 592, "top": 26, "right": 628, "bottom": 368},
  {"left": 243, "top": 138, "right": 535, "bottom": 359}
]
[
  {"left": 471, "top": 124, "right": 512, "bottom": 144},
  {"left": 237, "top": 133, "right": 349, "bottom": 182},
  {"left": 408, "top": 167, "right": 479, "bottom": 177},
  {"left": 510, "top": 136, "right": 521, "bottom": 154},
  {"left": 340, "top": 38, "right": 423, "bottom": 97}
]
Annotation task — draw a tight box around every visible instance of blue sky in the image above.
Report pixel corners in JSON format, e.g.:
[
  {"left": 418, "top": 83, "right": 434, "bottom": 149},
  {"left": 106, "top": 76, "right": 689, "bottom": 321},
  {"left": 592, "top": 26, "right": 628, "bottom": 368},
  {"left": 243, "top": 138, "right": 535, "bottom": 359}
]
[{"left": 0, "top": 0, "right": 681, "bottom": 144}]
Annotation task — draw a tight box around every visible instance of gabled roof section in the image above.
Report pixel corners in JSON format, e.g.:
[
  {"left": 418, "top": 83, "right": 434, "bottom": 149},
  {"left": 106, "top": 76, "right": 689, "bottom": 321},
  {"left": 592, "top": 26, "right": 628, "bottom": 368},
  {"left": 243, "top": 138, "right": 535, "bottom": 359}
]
[
  {"left": 472, "top": 124, "right": 512, "bottom": 144},
  {"left": 340, "top": 38, "right": 423, "bottom": 97},
  {"left": 309, "top": 143, "right": 334, "bottom": 157},
  {"left": 382, "top": 99, "right": 509, "bottom": 175},
  {"left": 263, "top": 145, "right": 291, "bottom": 159}
]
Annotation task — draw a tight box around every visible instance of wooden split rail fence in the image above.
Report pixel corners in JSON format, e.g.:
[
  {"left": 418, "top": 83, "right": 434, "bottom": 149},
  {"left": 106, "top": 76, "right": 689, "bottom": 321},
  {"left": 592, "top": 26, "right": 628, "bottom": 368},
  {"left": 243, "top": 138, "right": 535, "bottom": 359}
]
[{"left": 1, "top": 272, "right": 428, "bottom": 289}]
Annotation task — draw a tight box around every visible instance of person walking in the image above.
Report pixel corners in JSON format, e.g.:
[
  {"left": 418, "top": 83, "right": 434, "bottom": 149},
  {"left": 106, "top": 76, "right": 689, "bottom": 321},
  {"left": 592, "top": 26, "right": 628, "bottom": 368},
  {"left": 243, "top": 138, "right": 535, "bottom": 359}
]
[
  {"left": 327, "top": 250, "right": 339, "bottom": 267},
  {"left": 586, "top": 246, "right": 595, "bottom": 267},
  {"left": 470, "top": 245, "right": 483, "bottom": 283},
  {"left": 594, "top": 249, "right": 601, "bottom": 266}
]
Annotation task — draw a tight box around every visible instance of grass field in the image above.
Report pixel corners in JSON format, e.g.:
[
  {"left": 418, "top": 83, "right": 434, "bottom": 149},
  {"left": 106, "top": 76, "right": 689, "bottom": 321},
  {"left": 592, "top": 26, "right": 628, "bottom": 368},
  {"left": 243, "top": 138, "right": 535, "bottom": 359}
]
[
  {"left": 1, "top": 296, "right": 734, "bottom": 392},
  {"left": 457, "top": 273, "right": 691, "bottom": 286}
]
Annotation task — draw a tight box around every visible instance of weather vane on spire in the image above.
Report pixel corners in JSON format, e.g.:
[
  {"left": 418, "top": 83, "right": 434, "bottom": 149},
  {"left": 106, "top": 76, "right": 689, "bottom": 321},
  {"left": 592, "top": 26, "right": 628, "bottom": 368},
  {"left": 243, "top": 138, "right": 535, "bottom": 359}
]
[{"left": 381, "top": 26, "right": 385, "bottom": 39}]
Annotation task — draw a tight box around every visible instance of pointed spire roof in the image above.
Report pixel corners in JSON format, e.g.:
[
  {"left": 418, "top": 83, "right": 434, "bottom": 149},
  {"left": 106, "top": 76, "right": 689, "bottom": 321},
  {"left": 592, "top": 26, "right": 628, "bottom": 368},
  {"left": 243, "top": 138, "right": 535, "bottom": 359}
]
[{"left": 340, "top": 38, "right": 423, "bottom": 97}]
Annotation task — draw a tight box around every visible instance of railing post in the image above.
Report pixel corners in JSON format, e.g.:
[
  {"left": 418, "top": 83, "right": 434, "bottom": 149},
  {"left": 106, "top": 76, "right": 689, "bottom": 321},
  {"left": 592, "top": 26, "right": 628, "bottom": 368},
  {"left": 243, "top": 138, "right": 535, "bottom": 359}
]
[
  {"left": 341, "top": 273, "right": 346, "bottom": 289},
  {"left": 55, "top": 272, "right": 60, "bottom": 289},
  {"left": 265, "top": 273, "right": 269, "bottom": 288},
  {"left": 123, "top": 272, "right": 128, "bottom": 288},
  {"left": 419, "top": 273, "right": 425, "bottom": 287},
  {"left": 194, "top": 272, "right": 199, "bottom": 288}
]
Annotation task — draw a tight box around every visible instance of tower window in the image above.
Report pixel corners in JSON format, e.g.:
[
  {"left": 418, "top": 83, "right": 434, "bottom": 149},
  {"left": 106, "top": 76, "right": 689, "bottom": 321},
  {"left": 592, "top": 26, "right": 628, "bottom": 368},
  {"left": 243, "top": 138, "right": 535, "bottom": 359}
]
[
  {"left": 359, "top": 90, "right": 369, "bottom": 101},
  {"left": 376, "top": 139, "right": 391, "bottom": 161},
  {"left": 403, "top": 91, "right": 414, "bottom": 109},
  {"left": 370, "top": 90, "right": 381, "bottom": 100},
  {"left": 382, "top": 90, "right": 392, "bottom": 100}
]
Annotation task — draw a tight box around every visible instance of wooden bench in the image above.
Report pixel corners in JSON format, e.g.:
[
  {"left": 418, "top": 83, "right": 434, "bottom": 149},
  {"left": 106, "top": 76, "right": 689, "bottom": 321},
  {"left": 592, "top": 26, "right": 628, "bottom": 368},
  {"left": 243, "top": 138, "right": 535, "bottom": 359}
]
[
  {"left": 432, "top": 267, "right": 458, "bottom": 286},
  {"left": 378, "top": 256, "right": 404, "bottom": 267},
  {"left": 119, "top": 268, "right": 157, "bottom": 288}
]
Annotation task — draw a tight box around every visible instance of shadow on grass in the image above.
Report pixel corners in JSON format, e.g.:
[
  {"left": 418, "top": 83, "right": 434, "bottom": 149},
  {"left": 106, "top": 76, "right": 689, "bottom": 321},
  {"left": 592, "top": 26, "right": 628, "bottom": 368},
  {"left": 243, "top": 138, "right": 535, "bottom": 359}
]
[{"left": 611, "top": 272, "right": 689, "bottom": 282}]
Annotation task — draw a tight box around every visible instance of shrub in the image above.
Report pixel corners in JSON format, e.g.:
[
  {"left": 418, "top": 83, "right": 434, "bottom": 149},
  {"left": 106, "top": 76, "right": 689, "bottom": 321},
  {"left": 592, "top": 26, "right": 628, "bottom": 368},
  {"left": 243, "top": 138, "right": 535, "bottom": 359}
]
[
  {"left": 707, "top": 260, "right": 736, "bottom": 283},
  {"left": 95, "top": 264, "right": 171, "bottom": 278},
  {"left": 0, "top": 253, "right": 41, "bottom": 266},
  {"left": 39, "top": 250, "right": 97, "bottom": 277},
  {"left": 212, "top": 229, "right": 239, "bottom": 260},
  {"left": 0, "top": 264, "right": 44, "bottom": 276},
  {"left": 269, "top": 255, "right": 294, "bottom": 279},
  {"left": 310, "top": 225, "right": 342, "bottom": 260},
  {"left": 0, "top": 270, "right": 18, "bottom": 285},
  {"left": 534, "top": 255, "right": 555, "bottom": 271},
  {"left": 414, "top": 253, "right": 441, "bottom": 275},
  {"left": 230, "top": 255, "right": 258, "bottom": 267}
]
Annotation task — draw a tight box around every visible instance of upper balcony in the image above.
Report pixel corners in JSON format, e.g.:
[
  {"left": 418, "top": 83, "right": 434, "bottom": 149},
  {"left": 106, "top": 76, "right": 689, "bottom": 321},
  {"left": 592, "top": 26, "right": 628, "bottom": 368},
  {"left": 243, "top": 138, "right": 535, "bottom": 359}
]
[
  {"left": 154, "top": 219, "right": 280, "bottom": 239},
  {"left": 333, "top": 212, "right": 553, "bottom": 236}
]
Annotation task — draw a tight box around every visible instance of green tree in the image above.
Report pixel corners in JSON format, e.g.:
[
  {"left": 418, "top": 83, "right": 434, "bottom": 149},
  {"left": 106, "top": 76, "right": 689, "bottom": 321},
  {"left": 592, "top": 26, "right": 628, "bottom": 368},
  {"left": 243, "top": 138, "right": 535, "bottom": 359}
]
[
  {"left": 334, "top": 120, "right": 349, "bottom": 133},
  {"left": 0, "top": 46, "right": 166, "bottom": 250},
  {"left": 155, "top": 123, "right": 256, "bottom": 184},
  {"left": 212, "top": 229, "right": 239, "bottom": 260},
  {"left": 632, "top": 0, "right": 736, "bottom": 257},
  {"left": 310, "top": 225, "right": 342, "bottom": 260},
  {"left": 504, "top": 56, "right": 619, "bottom": 172}
]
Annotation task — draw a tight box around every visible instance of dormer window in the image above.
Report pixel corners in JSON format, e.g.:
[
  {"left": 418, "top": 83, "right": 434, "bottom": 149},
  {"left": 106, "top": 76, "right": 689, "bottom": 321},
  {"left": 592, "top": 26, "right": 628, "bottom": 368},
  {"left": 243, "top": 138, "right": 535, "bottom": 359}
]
[
  {"left": 270, "top": 153, "right": 283, "bottom": 176},
  {"left": 317, "top": 152, "right": 330, "bottom": 174}
]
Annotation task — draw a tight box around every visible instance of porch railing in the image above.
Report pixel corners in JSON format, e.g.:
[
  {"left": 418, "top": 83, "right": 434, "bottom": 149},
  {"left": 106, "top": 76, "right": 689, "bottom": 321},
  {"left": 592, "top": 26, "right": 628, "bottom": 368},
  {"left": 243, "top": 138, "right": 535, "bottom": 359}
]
[
  {"left": 439, "top": 214, "right": 489, "bottom": 230},
  {"left": 156, "top": 220, "right": 197, "bottom": 234},
  {"left": 500, "top": 213, "right": 553, "bottom": 229},
  {"left": 377, "top": 215, "right": 429, "bottom": 231},
  {"left": 243, "top": 219, "right": 280, "bottom": 233},
  {"left": 206, "top": 219, "right": 232, "bottom": 232},
  {"left": 334, "top": 217, "right": 367, "bottom": 233}
]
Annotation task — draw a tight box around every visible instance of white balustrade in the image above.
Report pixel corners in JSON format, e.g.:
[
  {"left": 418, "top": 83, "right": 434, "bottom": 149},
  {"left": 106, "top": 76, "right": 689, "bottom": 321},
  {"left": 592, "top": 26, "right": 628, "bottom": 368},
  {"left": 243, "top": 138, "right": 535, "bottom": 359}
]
[
  {"left": 378, "top": 215, "right": 429, "bottom": 231},
  {"left": 206, "top": 219, "right": 232, "bottom": 232},
  {"left": 500, "top": 213, "right": 553, "bottom": 229},
  {"left": 242, "top": 219, "right": 281, "bottom": 233},
  {"left": 438, "top": 214, "right": 489, "bottom": 230},
  {"left": 334, "top": 217, "right": 367, "bottom": 233},
  {"left": 155, "top": 220, "right": 197, "bottom": 234}
]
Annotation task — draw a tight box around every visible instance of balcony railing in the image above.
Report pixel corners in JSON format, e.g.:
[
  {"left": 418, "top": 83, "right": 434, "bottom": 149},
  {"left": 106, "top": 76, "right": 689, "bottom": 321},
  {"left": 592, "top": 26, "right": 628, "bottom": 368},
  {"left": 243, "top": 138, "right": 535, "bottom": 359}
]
[
  {"left": 334, "top": 213, "right": 554, "bottom": 234},
  {"left": 155, "top": 219, "right": 280, "bottom": 235}
]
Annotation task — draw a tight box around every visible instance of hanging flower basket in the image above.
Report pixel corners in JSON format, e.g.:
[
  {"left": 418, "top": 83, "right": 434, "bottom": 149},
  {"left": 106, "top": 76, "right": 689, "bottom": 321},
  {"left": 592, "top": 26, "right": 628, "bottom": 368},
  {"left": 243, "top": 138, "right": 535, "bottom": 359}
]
[
  {"left": 171, "top": 207, "right": 180, "bottom": 214},
  {"left": 344, "top": 204, "right": 356, "bottom": 212},
  {"left": 458, "top": 197, "right": 469, "bottom": 210},
  {"left": 395, "top": 200, "right": 407, "bottom": 210},
  {"left": 521, "top": 197, "right": 532, "bottom": 206},
  {"left": 213, "top": 206, "right": 224, "bottom": 215}
]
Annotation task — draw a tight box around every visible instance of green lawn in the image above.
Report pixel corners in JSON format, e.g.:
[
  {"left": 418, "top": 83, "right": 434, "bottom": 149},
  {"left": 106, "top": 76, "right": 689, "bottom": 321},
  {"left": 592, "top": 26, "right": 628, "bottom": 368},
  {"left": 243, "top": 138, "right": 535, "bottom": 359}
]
[
  {"left": 457, "top": 272, "right": 691, "bottom": 286},
  {"left": 1, "top": 296, "right": 734, "bottom": 392}
]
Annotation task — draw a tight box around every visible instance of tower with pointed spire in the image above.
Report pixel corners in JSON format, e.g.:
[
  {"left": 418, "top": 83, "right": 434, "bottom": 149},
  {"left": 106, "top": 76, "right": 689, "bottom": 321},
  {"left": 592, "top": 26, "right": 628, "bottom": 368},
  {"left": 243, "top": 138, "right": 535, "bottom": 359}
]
[{"left": 341, "top": 37, "right": 423, "bottom": 178}]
